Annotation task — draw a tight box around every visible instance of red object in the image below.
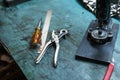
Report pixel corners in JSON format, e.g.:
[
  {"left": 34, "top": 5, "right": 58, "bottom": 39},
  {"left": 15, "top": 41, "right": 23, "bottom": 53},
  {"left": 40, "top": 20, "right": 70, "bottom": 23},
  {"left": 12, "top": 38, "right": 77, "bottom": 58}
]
[{"left": 103, "top": 63, "right": 114, "bottom": 80}]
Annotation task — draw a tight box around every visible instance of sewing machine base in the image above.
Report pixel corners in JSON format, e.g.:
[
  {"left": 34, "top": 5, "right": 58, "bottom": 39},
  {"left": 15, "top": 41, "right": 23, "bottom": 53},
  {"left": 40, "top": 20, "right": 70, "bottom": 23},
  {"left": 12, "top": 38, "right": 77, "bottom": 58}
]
[{"left": 75, "top": 20, "right": 119, "bottom": 64}]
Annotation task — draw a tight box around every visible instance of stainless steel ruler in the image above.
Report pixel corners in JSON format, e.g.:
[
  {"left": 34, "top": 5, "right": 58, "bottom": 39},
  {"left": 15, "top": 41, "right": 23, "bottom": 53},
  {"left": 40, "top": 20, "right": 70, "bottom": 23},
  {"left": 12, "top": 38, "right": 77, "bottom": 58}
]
[{"left": 38, "top": 10, "right": 52, "bottom": 53}]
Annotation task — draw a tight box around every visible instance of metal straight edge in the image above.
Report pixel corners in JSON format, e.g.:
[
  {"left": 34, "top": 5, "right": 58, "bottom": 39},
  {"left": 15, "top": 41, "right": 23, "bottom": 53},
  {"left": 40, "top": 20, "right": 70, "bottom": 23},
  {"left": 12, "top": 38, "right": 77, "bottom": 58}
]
[{"left": 38, "top": 10, "right": 52, "bottom": 53}]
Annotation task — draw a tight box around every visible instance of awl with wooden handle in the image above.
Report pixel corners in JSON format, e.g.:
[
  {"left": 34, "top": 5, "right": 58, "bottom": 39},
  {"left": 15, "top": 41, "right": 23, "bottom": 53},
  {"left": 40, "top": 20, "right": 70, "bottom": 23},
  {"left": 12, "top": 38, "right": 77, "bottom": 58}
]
[{"left": 31, "top": 18, "right": 42, "bottom": 46}]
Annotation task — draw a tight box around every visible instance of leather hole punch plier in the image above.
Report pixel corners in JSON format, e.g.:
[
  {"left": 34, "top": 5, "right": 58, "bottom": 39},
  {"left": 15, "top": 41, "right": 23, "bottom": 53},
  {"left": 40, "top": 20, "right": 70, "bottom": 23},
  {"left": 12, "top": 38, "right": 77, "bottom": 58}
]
[{"left": 35, "top": 29, "right": 68, "bottom": 68}]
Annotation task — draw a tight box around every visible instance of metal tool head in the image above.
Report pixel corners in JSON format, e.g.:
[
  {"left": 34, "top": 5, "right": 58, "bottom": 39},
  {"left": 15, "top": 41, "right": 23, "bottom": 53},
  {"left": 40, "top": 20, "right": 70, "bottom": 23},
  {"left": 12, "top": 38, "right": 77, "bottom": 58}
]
[
  {"left": 52, "top": 30, "right": 55, "bottom": 38},
  {"left": 38, "top": 18, "right": 42, "bottom": 27},
  {"left": 51, "top": 29, "right": 68, "bottom": 42},
  {"left": 51, "top": 30, "right": 59, "bottom": 43},
  {"left": 58, "top": 29, "right": 68, "bottom": 39},
  {"left": 60, "top": 29, "right": 68, "bottom": 35}
]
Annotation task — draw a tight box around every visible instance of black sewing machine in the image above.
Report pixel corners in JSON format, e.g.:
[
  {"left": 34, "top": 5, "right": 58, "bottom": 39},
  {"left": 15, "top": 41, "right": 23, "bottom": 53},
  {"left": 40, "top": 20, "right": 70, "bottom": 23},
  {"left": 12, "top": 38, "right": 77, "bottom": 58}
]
[{"left": 76, "top": 0, "right": 119, "bottom": 64}]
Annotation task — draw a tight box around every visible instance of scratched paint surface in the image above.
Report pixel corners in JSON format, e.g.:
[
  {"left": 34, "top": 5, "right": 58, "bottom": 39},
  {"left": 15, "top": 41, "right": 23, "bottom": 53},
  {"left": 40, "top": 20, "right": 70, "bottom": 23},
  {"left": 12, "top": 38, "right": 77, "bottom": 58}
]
[{"left": 0, "top": 0, "right": 120, "bottom": 80}]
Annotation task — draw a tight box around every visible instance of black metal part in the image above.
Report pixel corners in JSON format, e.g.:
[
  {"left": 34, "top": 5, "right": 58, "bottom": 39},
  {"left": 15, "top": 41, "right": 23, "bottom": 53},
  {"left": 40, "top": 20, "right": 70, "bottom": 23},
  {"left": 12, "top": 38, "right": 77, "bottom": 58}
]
[
  {"left": 87, "top": 20, "right": 113, "bottom": 44},
  {"left": 76, "top": 0, "right": 119, "bottom": 64},
  {"left": 3, "top": 0, "right": 30, "bottom": 7},
  {"left": 87, "top": 0, "right": 113, "bottom": 45},
  {"left": 96, "top": 0, "right": 111, "bottom": 26},
  {"left": 75, "top": 20, "right": 119, "bottom": 64}
]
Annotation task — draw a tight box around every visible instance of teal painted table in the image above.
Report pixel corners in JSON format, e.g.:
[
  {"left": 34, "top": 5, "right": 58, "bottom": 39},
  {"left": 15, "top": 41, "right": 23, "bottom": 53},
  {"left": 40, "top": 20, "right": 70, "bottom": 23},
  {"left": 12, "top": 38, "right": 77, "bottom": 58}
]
[{"left": 0, "top": 0, "right": 120, "bottom": 80}]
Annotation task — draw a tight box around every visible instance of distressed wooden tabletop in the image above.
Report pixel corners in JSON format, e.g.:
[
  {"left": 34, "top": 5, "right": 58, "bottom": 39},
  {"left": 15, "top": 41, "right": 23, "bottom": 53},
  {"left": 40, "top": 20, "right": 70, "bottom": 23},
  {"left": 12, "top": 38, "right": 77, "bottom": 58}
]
[{"left": 0, "top": 0, "right": 120, "bottom": 80}]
